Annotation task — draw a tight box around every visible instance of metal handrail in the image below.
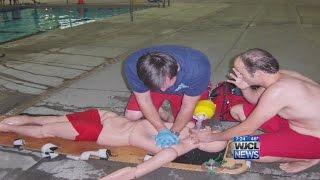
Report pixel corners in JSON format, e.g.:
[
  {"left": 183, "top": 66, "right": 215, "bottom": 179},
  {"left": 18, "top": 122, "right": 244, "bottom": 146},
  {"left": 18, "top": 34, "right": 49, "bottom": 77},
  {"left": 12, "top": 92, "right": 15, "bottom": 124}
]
[
  {"left": 130, "top": 0, "right": 133, "bottom": 22},
  {"left": 130, "top": 0, "right": 171, "bottom": 22}
]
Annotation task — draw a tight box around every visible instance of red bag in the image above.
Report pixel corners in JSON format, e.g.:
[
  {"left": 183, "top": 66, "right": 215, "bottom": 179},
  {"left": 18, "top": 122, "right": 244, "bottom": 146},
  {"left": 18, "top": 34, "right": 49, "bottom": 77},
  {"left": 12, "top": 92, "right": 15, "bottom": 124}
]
[{"left": 209, "top": 81, "right": 247, "bottom": 121}]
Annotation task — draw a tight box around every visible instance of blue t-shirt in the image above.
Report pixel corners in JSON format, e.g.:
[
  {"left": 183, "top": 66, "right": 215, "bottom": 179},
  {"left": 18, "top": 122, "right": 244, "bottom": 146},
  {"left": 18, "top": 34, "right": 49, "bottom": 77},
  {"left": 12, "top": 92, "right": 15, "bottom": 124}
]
[{"left": 124, "top": 45, "right": 211, "bottom": 96}]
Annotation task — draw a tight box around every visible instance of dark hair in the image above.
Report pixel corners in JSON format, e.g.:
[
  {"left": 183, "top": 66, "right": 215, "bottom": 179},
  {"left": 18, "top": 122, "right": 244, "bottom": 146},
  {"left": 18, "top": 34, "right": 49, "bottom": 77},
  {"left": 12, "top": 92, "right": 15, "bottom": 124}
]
[
  {"left": 238, "top": 48, "right": 279, "bottom": 75},
  {"left": 137, "top": 52, "right": 178, "bottom": 90}
]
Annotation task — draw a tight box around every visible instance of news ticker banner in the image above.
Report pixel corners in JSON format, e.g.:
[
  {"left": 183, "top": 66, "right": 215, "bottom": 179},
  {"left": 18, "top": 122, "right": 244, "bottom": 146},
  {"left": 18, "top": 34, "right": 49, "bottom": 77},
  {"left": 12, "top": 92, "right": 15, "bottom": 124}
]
[{"left": 233, "top": 135, "right": 260, "bottom": 160}]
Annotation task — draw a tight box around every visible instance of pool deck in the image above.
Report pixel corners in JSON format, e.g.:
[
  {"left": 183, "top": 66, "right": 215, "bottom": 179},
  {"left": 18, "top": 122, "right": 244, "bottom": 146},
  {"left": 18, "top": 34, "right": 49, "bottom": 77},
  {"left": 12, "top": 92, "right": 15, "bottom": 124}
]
[{"left": 0, "top": 0, "right": 320, "bottom": 179}]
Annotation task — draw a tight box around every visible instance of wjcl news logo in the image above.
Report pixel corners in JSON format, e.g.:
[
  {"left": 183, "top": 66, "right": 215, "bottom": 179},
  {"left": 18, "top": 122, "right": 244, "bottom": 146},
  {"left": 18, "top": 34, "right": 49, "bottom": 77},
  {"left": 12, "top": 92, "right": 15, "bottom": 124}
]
[{"left": 233, "top": 135, "right": 260, "bottom": 159}]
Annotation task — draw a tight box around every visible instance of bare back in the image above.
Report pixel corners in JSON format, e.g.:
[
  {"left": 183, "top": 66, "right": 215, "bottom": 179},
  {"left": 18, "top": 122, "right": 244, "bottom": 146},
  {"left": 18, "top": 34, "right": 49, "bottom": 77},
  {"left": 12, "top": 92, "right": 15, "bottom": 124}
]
[{"left": 272, "top": 70, "right": 320, "bottom": 137}]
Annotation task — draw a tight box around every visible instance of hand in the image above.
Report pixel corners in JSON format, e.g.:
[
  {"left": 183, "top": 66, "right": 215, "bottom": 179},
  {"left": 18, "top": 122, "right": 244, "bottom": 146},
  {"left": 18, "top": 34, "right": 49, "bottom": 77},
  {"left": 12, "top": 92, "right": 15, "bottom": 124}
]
[
  {"left": 227, "top": 68, "right": 250, "bottom": 90},
  {"left": 190, "top": 126, "right": 217, "bottom": 143},
  {"left": 155, "top": 129, "right": 180, "bottom": 148}
]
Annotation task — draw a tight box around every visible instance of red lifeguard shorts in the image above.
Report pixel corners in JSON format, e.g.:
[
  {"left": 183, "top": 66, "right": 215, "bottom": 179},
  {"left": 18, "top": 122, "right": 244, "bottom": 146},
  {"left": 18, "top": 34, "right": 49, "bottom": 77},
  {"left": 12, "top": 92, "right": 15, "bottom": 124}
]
[
  {"left": 126, "top": 88, "right": 210, "bottom": 118},
  {"left": 243, "top": 102, "right": 320, "bottom": 159},
  {"left": 66, "top": 109, "right": 103, "bottom": 141}
]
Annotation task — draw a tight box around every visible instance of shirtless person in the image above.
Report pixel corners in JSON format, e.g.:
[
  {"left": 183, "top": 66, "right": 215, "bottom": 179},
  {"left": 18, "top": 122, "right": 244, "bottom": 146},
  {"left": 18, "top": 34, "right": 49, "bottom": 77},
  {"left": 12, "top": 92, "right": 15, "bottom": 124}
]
[
  {"left": 0, "top": 109, "right": 226, "bottom": 179},
  {"left": 192, "top": 48, "right": 320, "bottom": 173}
]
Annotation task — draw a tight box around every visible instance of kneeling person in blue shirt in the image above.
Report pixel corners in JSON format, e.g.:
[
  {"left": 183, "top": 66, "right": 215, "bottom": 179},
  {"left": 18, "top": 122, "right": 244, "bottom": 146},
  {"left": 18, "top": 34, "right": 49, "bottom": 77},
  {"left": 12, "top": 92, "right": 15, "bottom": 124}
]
[{"left": 124, "top": 45, "right": 212, "bottom": 148}]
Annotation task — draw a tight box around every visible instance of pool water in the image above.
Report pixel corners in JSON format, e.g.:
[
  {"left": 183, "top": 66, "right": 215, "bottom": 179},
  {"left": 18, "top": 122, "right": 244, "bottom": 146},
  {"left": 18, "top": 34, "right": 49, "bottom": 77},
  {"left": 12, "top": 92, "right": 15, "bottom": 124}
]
[{"left": 0, "top": 6, "right": 140, "bottom": 43}]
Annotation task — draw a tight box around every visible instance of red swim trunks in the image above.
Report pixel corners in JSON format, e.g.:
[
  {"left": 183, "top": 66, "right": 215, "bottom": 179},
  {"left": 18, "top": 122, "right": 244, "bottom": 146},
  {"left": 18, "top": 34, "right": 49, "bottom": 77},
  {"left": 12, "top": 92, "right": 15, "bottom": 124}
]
[
  {"left": 66, "top": 109, "right": 103, "bottom": 141},
  {"left": 126, "top": 87, "right": 210, "bottom": 118},
  {"left": 243, "top": 102, "right": 320, "bottom": 159}
]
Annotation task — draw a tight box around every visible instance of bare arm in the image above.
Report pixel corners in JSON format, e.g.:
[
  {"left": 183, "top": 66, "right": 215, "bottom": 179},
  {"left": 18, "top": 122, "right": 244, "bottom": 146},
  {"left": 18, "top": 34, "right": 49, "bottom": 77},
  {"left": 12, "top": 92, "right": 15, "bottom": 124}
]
[
  {"left": 241, "top": 86, "right": 265, "bottom": 104},
  {"left": 193, "top": 85, "right": 285, "bottom": 142},
  {"left": 134, "top": 138, "right": 197, "bottom": 178},
  {"left": 134, "top": 91, "right": 166, "bottom": 131},
  {"left": 102, "top": 138, "right": 198, "bottom": 180},
  {"left": 171, "top": 95, "right": 201, "bottom": 133},
  {"left": 213, "top": 85, "right": 285, "bottom": 141}
]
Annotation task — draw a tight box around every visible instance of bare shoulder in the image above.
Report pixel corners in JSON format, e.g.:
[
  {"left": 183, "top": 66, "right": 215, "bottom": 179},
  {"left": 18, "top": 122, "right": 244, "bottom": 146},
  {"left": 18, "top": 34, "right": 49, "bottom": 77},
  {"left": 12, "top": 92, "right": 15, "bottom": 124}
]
[
  {"left": 260, "top": 80, "right": 288, "bottom": 100},
  {"left": 261, "top": 74, "right": 315, "bottom": 103},
  {"left": 280, "top": 70, "right": 319, "bottom": 85}
]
